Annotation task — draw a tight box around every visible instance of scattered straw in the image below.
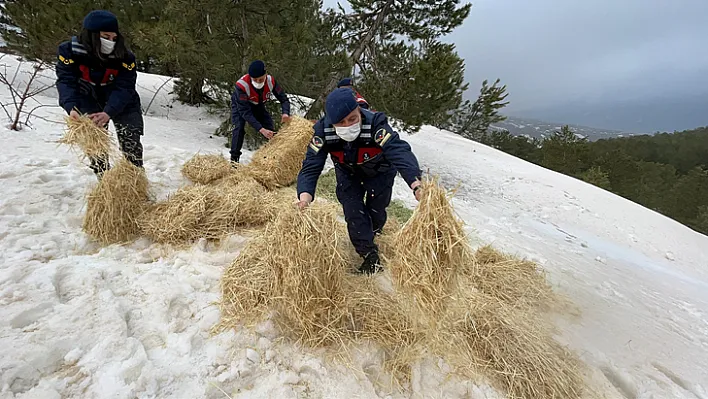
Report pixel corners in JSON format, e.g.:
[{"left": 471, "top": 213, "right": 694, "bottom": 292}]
[
  {"left": 241, "top": 116, "right": 314, "bottom": 190},
  {"left": 59, "top": 114, "right": 114, "bottom": 159},
  {"left": 140, "top": 178, "right": 278, "bottom": 244},
  {"left": 470, "top": 246, "right": 557, "bottom": 310},
  {"left": 218, "top": 177, "right": 588, "bottom": 398},
  {"left": 83, "top": 158, "right": 150, "bottom": 245},
  {"left": 182, "top": 154, "right": 234, "bottom": 185},
  {"left": 442, "top": 288, "right": 584, "bottom": 399}
]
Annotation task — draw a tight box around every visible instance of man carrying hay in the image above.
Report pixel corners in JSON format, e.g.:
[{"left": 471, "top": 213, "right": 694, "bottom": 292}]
[
  {"left": 56, "top": 10, "right": 144, "bottom": 179},
  {"left": 296, "top": 88, "right": 423, "bottom": 274},
  {"left": 230, "top": 60, "right": 291, "bottom": 164}
]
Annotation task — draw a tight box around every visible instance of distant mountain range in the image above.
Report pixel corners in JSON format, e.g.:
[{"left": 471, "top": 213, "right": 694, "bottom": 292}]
[
  {"left": 491, "top": 116, "right": 639, "bottom": 141},
  {"left": 509, "top": 93, "right": 708, "bottom": 134}
]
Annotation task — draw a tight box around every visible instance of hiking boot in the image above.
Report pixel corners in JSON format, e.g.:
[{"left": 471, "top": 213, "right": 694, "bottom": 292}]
[
  {"left": 230, "top": 156, "right": 240, "bottom": 168},
  {"left": 358, "top": 251, "right": 383, "bottom": 275}
]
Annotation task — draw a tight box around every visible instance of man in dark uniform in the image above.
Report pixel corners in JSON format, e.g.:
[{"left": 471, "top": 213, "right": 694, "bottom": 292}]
[
  {"left": 337, "top": 77, "right": 369, "bottom": 109},
  {"left": 230, "top": 60, "right": 291, "bottom": 163},
  {"left": 296, "top": 88, "right": 422, "bottom": 274}
]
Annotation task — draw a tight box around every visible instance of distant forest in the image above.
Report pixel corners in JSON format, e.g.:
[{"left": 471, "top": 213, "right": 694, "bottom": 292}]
[{"left": 479, "top": 126, "right": 708, "bottom": 235}]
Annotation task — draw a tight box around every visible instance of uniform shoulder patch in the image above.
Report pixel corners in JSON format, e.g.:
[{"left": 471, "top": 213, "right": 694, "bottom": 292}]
[
  {"left": 308, "top": 135, "right": 324, "bottom": 153},
  {"left": 58, "top": 55, "right": 74, "bottom": 65},
  {"left": 374, "top": 128, "right": 392, "bottom": 146},
  {"left": 122, "top": 62, "right": 136, "bottom": 71}
]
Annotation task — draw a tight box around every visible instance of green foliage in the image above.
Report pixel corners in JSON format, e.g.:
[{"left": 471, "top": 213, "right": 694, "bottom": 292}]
[
  {"left": 388, "top": 199, "right": 414, "bottom": 224},
  {"left": 693, "top": 206, "right": 708, "bottom": 233},
  {"left": 2, "top": 0, "right": 159, "bottom": 63},
  {"left": 307, "top": 0, "right": 472, "bottom": 130},
  {"left": 447, "top": 78, "right": 509, "bottom": 140},
  {"left": 480, "top": 124, "right": 708, "bottom": 236},
  {"left": 670, "top": 167, "right": 708, "bottom": 225},
  {"left": 540, "top": 126, "right": 589, "bottom": 175},
  {"left": 315, "top": 168, "right": 338, "bottom": 200},
  {"left": 358, "top": 40, "right": 468, "bottom": 131},
  {"left": 579, "top": 167, "right": 612, "bottom": 191}
]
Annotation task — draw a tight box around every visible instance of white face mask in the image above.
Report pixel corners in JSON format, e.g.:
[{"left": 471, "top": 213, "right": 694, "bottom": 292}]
[
  {"left": 252, "top": 80, "right": 265, "bottom": 89},
  {"left": 100, "top": 38, "right": 116, "bottom": 54},
  {"left": 334, "top": 123, "right": 361, "bottom": 142}
]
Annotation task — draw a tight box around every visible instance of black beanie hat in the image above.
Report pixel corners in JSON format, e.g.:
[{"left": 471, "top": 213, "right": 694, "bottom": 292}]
[
  {"left": 248, "top": 60, "right": 266, "bottom": 78},
  {"left": 83, "top": 10, "right": 119, "bottom": 33}
]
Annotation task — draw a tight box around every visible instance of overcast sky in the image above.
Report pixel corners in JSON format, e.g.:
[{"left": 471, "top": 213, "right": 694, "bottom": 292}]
[{"left": 323, "top": 0, "right": 708, "bottom": 116}]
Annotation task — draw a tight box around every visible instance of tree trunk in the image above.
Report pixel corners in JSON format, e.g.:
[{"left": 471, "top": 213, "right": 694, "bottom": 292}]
[{"left": 305, "top": 0, "right": 395, "bottom": 118}]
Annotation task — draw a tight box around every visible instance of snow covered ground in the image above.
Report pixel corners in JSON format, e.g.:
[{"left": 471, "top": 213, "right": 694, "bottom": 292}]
[{"left": 1, "top": 56, "right": 708, "bottom": 398}]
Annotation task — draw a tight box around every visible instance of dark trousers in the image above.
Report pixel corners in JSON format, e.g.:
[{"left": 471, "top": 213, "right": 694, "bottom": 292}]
[
  {"left": 78, "top": 98, "right": 144, "bottom": 176},
  {"left": 230, "top": 105, "right": 274, "bottom": 161},
  {"left": 335, "top": 167, "right": 397, "bottom": 256}
]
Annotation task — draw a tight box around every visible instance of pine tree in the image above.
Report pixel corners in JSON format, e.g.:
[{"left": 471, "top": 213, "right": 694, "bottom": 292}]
[
  {"left": 540, "top": 125, "right": 589, "bottom": 175},
  {"left": 580, "top": 167, "right": 612, "bottom": 191},
  {"left": 446, "top": 78, "right": 509, "bottom": 140},
  {"left": 357, "top": 40, "right": 467, "bottom": 131},
  {"left": 307, "top": 0, "right": 472, "bottom": 128}
]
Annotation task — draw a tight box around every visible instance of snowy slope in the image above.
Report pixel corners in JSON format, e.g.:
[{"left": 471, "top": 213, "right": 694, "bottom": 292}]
[{"left": 1, "top": 57, "right": 708, "bottom": 399}]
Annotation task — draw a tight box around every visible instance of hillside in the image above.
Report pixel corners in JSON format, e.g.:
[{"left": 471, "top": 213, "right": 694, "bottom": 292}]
[
  {"left": 492, "top": 115, "right": 637, "bottom": 141},
  {"left": 1, "top": 60, "right": 708, "bottom": 398}
]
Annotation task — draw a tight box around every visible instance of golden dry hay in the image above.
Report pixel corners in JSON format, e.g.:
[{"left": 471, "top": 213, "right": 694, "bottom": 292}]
[
  {"left": 139, "top": 177, "right": 279, "bottom": 244},
  {"left": 470, "top": 245, "right": 557, "bottom": 310},
  {"left": 440, "top": 284, "right": 585, "bottom": 399},
  {"left": 181, "top": 154, "right": 234, "bottom": 184},
  {"left": 241, "top": 116, "right": 314, "bottom": 190},
  {"left": 59, "top": 114, "right": 114, "bottom": 160},
  {"left": 83, "top": 158, "right": 150, "bottom": 245},
  {"left": 219, "top": 202, "right": 351, "bottom": 345},
  {"left": 388, "top": 177, "right": 473, "bottom": 319},
  {"left": 217, "top": 177, "right": 588, "bottom": 398},
  {"left": 138, "top": 185, "right": 210, "bottom": 244}
]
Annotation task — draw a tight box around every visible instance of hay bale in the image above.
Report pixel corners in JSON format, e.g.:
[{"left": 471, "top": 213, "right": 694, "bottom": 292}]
[
  {"left": 242, "top": 116, "right": 314, "bottom": 190},
  {"left": 59, "top": 114, "right": 114, "bottom": 159},
  {"left": 389, "top": 177, "right": 473, "bottom": 317},
  {"left": 140, "top": 177, "right": 278, "bottom": 244},
  {"left": 181, "top": 154, "right": 233, "bottom": 184},
  {"left": 83, "top": 159, "right": 149, "bottom": 245}
]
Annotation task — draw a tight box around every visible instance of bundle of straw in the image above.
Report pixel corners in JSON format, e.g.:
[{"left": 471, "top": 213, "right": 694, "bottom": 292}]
[
  {"left": 59, "top": 114, "right": 114, "bottom": 160},
  {"left": 83, "top": 159, "right": 150, "bottom": 245},
  {"left": 139, "top": 178, "right": 278, "bottom": 244},
  {"left": 389, "top": 178, "right": 472, "bottom": 318},
  {"left": 242, "top": 116, "right": 314, "bottom": 190},
  {"left": 181, "top": 154, "right": 234, "bottom": 185},
  {"left": 220, "top": 202, "right": 352, "bottom": 345},
  {"left": 138, "top": 185, "right": 210, "bottom": 243}
]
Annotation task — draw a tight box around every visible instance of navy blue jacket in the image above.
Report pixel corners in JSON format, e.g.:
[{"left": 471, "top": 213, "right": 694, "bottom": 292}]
[
  {"left": 297, "top": 109, "right": 421, "bottom": 199},
  {"left": 56, "top": 37, "right": 139, "bottom": 117},
  {"left": 231, "top": 77, "right": 291, "bottom": 131}
]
